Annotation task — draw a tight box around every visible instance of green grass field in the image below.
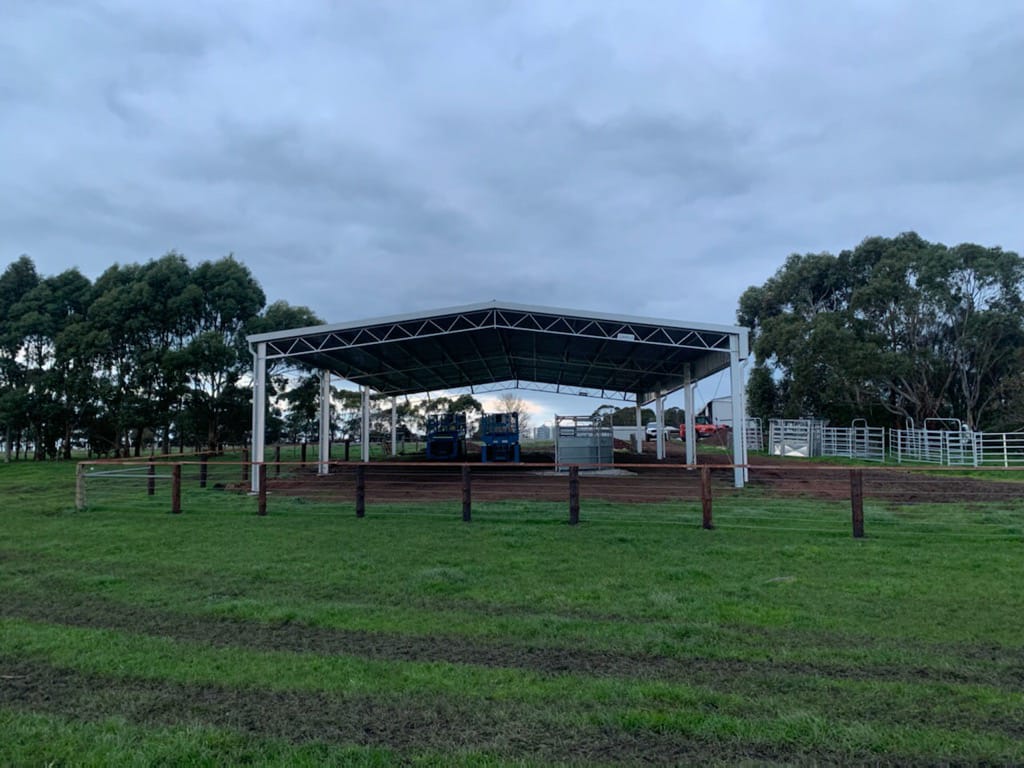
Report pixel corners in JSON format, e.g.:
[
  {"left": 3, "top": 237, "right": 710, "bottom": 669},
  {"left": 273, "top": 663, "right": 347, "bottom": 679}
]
[{"left": 2, "top": 459, "right": 1023, "bottom": 766}]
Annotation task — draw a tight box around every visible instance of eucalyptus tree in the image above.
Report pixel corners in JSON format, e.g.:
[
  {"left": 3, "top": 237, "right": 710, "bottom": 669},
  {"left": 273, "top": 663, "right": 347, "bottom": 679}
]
[
  {"left": 10, "top": 268, "right": 92, "bottom": 458},
  {"left": 739, "top": 233, "right": 1024, "bottom": 429},
  {"left": 0, "top": 256, "right": 40, "bottom": 460},
  {"left": 87, "top": 261, "right": 158, "bottom": 455},
  {"left": 182, "top": 255, "right": 266, "bottom": 450},
  {"left": 136, "top": 252, "right": 202, "bottom": 454}
]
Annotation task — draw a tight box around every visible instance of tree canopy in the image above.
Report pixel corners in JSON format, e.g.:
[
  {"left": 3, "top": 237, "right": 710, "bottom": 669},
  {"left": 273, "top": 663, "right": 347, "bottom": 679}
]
[
  {"left": 0, "top": 252, "right": 320, "bottom": 459},
  {"left": 739, "top": 233, "right": 1024, "bottom": 430}
]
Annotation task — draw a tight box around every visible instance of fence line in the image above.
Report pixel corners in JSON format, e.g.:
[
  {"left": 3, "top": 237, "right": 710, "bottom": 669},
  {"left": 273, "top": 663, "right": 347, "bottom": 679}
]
[
  {"left": 973, "top": 431, "right": 1024, "bottom": 467},
  {"left": 76, "top": 457, "right": 1024, "bottom": 544},
  {"left": 766, "top": 419, "right": 1024, "bottom": 468},
  {"left": 822, "top": 425, "right": 886, "bottom": 462},
  {"left": 80, "top": 429, "right": 1024, "bottom": 469}
]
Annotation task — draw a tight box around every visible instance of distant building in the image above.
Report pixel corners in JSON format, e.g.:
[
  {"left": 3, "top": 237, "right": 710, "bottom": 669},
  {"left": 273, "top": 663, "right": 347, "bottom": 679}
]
[{"left": 533, "top": 424, "right": 552, "bottom": 440}]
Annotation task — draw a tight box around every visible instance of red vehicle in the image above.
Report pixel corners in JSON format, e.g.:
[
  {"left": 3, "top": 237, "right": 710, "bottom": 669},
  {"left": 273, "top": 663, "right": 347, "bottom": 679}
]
[
  {"left": 694, "top": 415, "right": 727, "bottom": 439},
  {"left": 647, "top": 416, "right": 727, "bottom": 441}
]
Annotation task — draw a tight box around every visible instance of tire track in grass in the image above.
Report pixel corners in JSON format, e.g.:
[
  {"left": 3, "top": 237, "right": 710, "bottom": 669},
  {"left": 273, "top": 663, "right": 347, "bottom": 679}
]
[
  {"left": 4, "top": 547, "right": 1022, "bottom": 669},
  {"left": 0, "top": 656, "right": 981, "bottom": 767},
  {"left": 1, "top": 587, "right": 1023, "bottom": 694}
]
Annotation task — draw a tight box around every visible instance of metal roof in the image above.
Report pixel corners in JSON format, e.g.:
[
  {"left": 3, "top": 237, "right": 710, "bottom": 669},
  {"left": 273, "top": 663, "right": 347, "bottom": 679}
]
[{"left": 247, "top": 301, "right": 749, "bottom": 403}]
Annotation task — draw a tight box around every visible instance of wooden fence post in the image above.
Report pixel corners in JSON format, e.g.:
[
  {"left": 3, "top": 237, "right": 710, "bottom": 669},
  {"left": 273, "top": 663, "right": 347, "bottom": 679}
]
[
  {"left": 300, "top": 441, "right": 307, "bottom": 467},
  {"left": 199, "top": 453, "right": 208, "bottom": 488},
  {"left": 568, "top": 465, "right": 580, "bottom": 525},
  {"left": 356, "top": 464, "right": 366, "bottom": 518},
  {"left": 147, "top": 462, "right": 155, "bottom": 496},
  {"left": 171, "top": 464, "right": 181, "bottom": 514},
  {"left": 75, "top": 463, "right": 85, "bottom": 511},
  {"left": 851, "top": 469, "right": 865, "bottom": 538},
  {"left": 462, "top": 465, "right": 472, "bottom": 522},
  {"left": 258, "top": 463, "right": 267, "bottom": 516},
  {"left": 701, "top": 465, "right": 714, "bottom": 529}
]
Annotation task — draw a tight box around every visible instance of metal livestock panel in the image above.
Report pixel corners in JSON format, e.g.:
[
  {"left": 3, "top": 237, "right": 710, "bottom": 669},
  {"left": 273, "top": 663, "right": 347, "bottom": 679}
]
[
  {"left": 822, "top": 421, "right": 886, "bottom": 462},
  {"left": 718, "top": 417, "right": 764, "bottom": 452},
  {"left": 973, "top": 431, "right": 1024, "bottom": 467},
  {"left": 744, "top": 418, "right": 764, "bottom": 452},
  {"left": 891, "top": 428, "right": 976, "bottom": 466},
  {"left": 554, "top": 415, "right": 614, "bottom": 471},
  {"left": 769, "top": 419, "right": 825, "bottom": 458}
]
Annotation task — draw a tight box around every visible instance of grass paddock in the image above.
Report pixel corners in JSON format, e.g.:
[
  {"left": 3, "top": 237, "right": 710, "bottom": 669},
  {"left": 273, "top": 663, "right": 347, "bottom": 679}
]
[{"left": 1, "top": 459, "right": 1023, "bottom": 765}]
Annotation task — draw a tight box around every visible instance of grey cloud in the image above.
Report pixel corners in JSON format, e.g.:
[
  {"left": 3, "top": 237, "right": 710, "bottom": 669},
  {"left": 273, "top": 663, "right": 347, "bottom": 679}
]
[
  {"left": 570, "top": 113, "right": 757, "bottom": 196},
  {"left": 1, "top": 0, "right": 1023, "bottom": 331}
]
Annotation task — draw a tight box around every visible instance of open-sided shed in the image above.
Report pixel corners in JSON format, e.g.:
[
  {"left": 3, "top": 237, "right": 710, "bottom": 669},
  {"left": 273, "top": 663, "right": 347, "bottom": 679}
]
[{"left": 247, "top": 301, "right": 750, "bottom": 487}]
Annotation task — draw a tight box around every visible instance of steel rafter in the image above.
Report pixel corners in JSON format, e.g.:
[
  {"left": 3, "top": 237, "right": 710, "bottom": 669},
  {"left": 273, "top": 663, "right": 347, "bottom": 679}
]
[
  {"left": 249, "top": 302, "right": 747, "bottom": 401},
  {"left": 260, "top": 307, "right": 733, "bottom": 362},
  {"left": 445, "top": 379, "right": 636, "bottom": 402}
]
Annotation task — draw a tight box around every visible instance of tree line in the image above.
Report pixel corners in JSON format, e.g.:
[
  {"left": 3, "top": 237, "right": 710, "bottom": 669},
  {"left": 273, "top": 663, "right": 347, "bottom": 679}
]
[
  {"left": 0, "top": 250, "right": 541, "bottom": 461},
  {"left": 0, "top": 252, "right": 321, "bottom": 460},
  {"left": 13, "top": 231, "right": 1012, "bottom": 461},
  {"left": 739, "top": 233, "right": 1024, "bottom": 431},
  {"left": 283, "top": 391, "right": 534, "bottom": 445}
]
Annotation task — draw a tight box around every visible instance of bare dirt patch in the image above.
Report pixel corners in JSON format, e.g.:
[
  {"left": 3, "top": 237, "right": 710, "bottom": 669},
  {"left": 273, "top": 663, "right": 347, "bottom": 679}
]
[{"left": 263, "top": 447, "right": 1024, "bottom": 507}]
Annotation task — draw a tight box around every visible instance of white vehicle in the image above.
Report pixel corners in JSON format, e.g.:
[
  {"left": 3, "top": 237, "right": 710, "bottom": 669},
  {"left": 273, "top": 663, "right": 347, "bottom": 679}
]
[{"left": 645, "top": 423, "right": 680, "bottom": 441}]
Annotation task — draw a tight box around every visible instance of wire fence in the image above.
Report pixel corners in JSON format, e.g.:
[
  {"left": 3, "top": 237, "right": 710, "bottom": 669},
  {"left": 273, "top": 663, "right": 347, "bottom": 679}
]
[{"left": 76, "top": 451, "right": 1024, "bottom": 541}]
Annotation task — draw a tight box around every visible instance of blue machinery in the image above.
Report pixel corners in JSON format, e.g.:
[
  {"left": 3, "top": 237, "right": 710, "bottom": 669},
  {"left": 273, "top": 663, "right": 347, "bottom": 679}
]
[
  {"left": 480, "top": 412, "right": 520, "bottom": 463},
  {"left": 425, "top": 413, "right": 467, "bottom": 460}
]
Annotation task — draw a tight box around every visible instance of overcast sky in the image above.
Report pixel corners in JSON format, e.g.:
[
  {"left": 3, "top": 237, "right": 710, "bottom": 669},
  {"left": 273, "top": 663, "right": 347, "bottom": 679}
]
[{"left": 3, "top": 0, "right": 1023, "bottom": 424}]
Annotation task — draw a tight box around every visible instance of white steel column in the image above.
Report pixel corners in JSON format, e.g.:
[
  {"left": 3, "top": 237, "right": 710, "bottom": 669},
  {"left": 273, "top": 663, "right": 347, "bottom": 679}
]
[
  {"left": 730, "top": 337, "right": 746, "bottom": 488},
  {"left": 655, "top": 394, "right": 665, "bottom": 460},
  {"left": 361, "top": 386, "right": 371, "bottom": 462},
  {"left": 635, "top": 399, "right": 644, "bottom": 453},
  {"left": 250, "top": 342, "right": 267, "bottom": 493},
  {"left": 739, "top": 358, "right": 750, "bottom": 481},
  {"left": 318, "top": 371, "right": 331, "bottom": 476},
  {"left": 390, "top": 397, "right": 398, "bottom": 456},
  {"left": 684, "top": 364, "right": 696, "bottom": 465}
]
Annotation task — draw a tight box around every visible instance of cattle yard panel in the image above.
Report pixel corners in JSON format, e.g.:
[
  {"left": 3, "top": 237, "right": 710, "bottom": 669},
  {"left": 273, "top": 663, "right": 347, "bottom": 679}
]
[
  {"left": 554, "top": 414, "right": 614, "bottom": 471},
  {"left": 972, "top": 431, "right": 1024, "bottom": 467},
  {"left": 769, "top": 419, "right": 825, "bottom": 458},
  {"left": 892, "top": 429, "right": 976, "bottom": 465},
  {"left": 822, "top": 423, "right": 886, "bottom": 462},
  {"left": 744, "top": 418, "right": 764, "bottom": 452}
]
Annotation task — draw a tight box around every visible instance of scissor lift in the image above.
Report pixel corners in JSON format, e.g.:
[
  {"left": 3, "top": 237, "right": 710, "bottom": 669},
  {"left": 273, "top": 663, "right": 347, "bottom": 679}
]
[
  {"left": 425, "top": 413, "right": 467, "bottom": 460},
  {"left": 480, "top": 412, "right": 520, "bottom": 463}
]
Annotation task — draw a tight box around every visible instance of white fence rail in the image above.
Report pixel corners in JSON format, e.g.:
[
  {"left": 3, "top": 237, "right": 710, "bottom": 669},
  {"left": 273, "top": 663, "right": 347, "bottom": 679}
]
[
  {"left": 972, "top": 431, "right": 1024, "bottom": 467},
  {"left": 744, "top": 418, "right": 764, "bottom": 452},
  {"left": 891, "top": 428, "right": 1024, "bottom": 467},
  {"left": 769, "top": 419, "right": 826, "bottom": 458},
  {"left": 765, "top": 419, "right": 1024, "bottom": 467},
  {"left": 720, "top": 417, "right": 764, "bottom": 452},
  {"left": 891, "top": 429, "right": 973, "bottom": 465},
  {"left": 822, "top": 425, "right": 887, "bottom": 462}
]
